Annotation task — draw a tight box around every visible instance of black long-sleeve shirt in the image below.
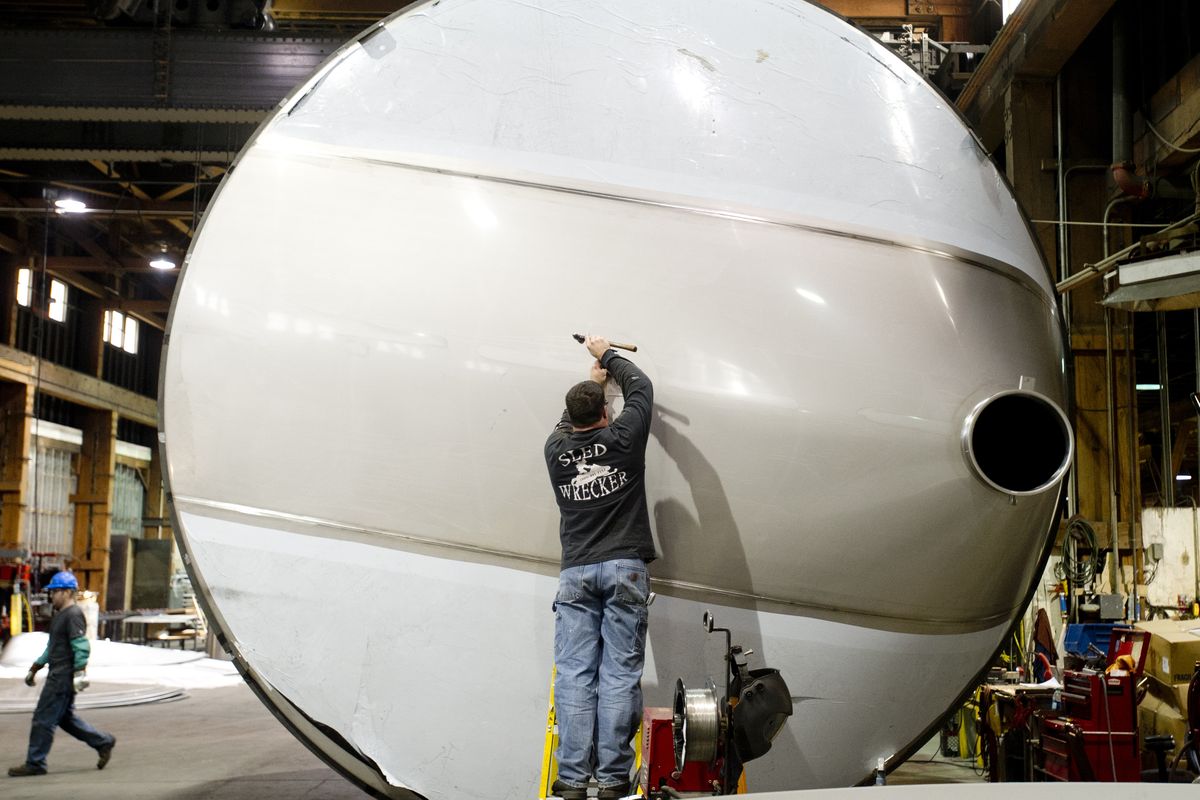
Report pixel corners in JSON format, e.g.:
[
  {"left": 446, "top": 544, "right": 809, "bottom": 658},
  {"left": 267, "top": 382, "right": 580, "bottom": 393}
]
[
  {"left": 545, "top": 350, "right": 657, "bottom": 569},
  {"left": 37, "top": 604, "right": 88, "bottom": 689}
]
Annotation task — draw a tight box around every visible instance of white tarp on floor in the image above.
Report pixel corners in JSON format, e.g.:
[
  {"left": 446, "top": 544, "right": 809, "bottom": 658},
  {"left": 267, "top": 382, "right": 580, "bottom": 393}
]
[{"left": 0, "top": 633, "right": 241, "bottom": 691}]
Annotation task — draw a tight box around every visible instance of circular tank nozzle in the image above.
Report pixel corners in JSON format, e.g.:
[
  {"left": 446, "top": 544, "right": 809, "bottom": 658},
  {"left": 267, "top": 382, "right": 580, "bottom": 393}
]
[{"left": 962, "top": 390, "right": 1073, "bottom": 496}]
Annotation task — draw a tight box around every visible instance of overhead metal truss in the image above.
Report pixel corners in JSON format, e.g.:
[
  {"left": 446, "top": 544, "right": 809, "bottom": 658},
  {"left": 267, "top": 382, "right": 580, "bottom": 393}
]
[{"left": 0, "top": 29, "right": 340, "bottom": 158}]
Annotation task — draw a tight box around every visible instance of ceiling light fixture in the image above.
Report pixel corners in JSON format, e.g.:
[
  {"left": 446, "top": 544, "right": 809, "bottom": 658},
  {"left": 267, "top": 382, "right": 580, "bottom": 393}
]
[
  {"left": 53, "top": 198, "right": 87, "bottom": 214},
  {"left": 149, "top": 245, "right": 177, "bottom": 270}
]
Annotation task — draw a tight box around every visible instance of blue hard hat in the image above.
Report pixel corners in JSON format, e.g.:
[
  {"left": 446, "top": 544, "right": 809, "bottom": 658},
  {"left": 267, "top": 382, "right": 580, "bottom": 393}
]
[{"left": 45, "top": 571, "right": 78, "bottom": 591}]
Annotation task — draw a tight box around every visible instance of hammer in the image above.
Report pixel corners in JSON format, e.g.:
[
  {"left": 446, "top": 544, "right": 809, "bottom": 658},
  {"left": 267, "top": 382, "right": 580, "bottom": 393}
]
[{"left": 573, "top": 333, "right": 638, "bottom": 353}]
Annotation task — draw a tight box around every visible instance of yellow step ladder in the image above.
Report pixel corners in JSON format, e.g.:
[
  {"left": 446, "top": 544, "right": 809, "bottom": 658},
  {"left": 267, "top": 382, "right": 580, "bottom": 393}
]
[{"left": 538, "top": 665, "right": 645, "bottom": 799}]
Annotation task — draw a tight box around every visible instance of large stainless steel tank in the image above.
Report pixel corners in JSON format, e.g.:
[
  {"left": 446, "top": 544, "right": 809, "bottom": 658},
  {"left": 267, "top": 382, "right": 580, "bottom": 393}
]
[{"left": 160, "top": 1, "right": 1073, "bottom": 797}]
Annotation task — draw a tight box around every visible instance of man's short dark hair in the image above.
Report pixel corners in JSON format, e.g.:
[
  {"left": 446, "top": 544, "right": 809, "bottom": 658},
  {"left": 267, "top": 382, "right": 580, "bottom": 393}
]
[{"left": 566, "top": 381, "right": 605, "bottom": 426}]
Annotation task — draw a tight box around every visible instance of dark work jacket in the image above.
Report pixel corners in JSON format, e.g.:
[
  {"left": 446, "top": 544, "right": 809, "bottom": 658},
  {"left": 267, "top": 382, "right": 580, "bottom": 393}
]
[
  {"left": 44, "top": 604, "right": 87, "bottom": 689},
  {"left": 545, "top": 350, "right": 657, "bottom": 569}
]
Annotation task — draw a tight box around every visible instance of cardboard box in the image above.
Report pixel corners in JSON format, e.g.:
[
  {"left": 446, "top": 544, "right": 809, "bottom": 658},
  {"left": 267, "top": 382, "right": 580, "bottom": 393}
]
[
  {"left": 1134, "top": 619, "right": 1200, "bottom": 685},
  {"left": 1138, "top": 686, "right": 1189, "bottom": 768}
]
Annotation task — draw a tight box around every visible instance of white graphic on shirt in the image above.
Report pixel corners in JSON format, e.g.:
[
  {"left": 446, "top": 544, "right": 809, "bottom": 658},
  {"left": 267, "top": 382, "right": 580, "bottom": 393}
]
[
  {"left": 572, "top": 460, "right": 616, "bottom": 487},
  {"left": 556, "top": 452, "right": 630, "bottom": 502}
]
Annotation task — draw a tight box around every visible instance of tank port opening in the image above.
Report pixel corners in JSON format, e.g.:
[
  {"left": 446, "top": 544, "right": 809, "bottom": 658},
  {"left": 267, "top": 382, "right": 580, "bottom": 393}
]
[{"left": 965, "top": 392, "right": 1072, "bottom": 495}]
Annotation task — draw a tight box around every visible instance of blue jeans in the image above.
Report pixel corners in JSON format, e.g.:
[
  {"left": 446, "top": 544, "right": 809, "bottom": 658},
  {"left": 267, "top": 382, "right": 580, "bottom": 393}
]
[
  {"left": 554, "top": 558, "right": 649, "bottom": 789},
  {"left": 26, "top": 683, "right": 114, "bottom": 770}
]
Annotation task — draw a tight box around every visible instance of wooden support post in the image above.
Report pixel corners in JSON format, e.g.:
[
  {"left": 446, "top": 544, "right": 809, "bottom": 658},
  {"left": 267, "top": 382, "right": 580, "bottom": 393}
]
[
  {"left": 0, "top": 250, "right": 24, "bottom": 351},
  {"left": 1071, "top": 333, "right": 1135, "bottom": 522},
  {"left": 1005, "top": 79, "right": 1058, "bottom": 265},
  {"left": 0, "top": 381, "right": 32, "bottom": 550},
  {"left": 71, "top": 408, "right": 116, "bottom": 608},
  {"left": 1060, "top": 43, "right": 1140, "bottom": 545},
  {"left": 77, "top": 292, "right": 105, "bottom": 380},
  {"left": 142, "top": 445, "right": 172, "bottom": 542}
]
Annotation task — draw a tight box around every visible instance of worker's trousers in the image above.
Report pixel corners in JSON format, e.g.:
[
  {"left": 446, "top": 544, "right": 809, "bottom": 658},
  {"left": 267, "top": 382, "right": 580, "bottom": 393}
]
[
  {"left": 26, "top": 683, "right": 114, "bottom": 770},
  {"left": 553, "top": 557, "right": 649, "bottom": 790}
]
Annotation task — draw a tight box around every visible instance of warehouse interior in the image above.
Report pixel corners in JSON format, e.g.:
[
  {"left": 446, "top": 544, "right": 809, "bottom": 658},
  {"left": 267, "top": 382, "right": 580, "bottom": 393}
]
[{"left": 5, "top": 0, "right": 1200, "bottom": 796}]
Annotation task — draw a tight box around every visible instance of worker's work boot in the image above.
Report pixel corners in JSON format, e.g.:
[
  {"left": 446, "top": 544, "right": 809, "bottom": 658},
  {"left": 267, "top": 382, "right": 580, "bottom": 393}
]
[
  {"left": 550, "top": 778, "right": 587, "bottom": 800},
  {"left": 7, "top": 764, "right": 47, "bottom": 777},
  {"left": 97, "top": 736, "right": 116, "bottom": 770},
  {"left": 597, "top": 781, "right": 631, "bottom": 799}
]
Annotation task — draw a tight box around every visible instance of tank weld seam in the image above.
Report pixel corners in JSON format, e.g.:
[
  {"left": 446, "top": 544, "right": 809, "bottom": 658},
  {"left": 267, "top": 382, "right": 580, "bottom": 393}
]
[
  {"left": 271, "top": 146, "right": 1057, "bottom": 312},
  {"left": 174, "top": 494, "right": 1012, "bottom": 632}
]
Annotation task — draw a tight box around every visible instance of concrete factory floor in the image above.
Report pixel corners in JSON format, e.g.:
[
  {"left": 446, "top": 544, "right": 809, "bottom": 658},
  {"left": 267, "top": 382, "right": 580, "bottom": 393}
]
[
  {"left": 0, "top": 682, "right": 361, "bottom": 799},
  {"left": 0, "top": 679, "right": 980, "bottom": 798}
]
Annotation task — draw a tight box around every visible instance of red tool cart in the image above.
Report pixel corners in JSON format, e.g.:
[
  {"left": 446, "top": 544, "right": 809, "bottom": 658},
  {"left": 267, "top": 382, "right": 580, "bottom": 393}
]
[{"left": 1034, "top": 627, "right": 1149, "bottom": 782}]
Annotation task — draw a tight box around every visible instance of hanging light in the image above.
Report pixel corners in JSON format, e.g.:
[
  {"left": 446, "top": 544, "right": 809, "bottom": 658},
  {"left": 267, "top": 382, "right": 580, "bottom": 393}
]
[
  {"left": 149, "top": 248, "right": 177, "bottom": 270},
  {"left": 53, "top": 197, "right": 87, "bottom": 213}
]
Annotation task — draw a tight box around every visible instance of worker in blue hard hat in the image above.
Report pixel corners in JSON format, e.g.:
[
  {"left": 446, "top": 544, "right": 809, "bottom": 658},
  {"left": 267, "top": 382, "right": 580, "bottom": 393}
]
[{"left": 7, "top": 570, "right": 116, "bottom": 778}]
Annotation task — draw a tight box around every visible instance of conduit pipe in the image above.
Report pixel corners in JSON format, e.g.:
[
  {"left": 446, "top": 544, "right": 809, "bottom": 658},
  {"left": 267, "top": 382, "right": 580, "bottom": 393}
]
[
  {"left": 1055, "top": 74, "right": 1076, "bottom": 519},
  {"left": 1097, "top": 14, "right": 1140, "bottom": 599},
  {"left": 1195, "top": 310, "right": 1200, "bottom": 604},
  {"left": 1158, "top": 310, "right": 1174, "bottom": 508},
  {"left": 1104, "top": 302, "right": 1121, "bottom": 596},
  {"left": 1112, "top": 10, "right": 1131, "bottom": 177},
  {"left": 1111, "top": 162, "right": 1149, "bottom": 199},
  {"left": 1127, "top": 311, "right": 1139, "bottom": 608},
  {"left": 1057, "top": 211, "right": 1200, "bottom": 294},
  {"left": 1102, "top": 196, "right": 1138, "bottom": 600},
  {"left": 1056, "top": 75, "right": 1070, "bottom": 310}
]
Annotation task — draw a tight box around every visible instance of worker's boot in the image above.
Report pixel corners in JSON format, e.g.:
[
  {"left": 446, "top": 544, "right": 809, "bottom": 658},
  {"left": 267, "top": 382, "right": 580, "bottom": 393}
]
[
  {"left": 550, "top": 778, "right": 587, "bottom": 800},
  {"left": 597, "top": 781, "right": 631, "bottom": 799},
  {"left": 97, "top": 736, "right": 116, "bottom": 770},
  {"left": 7, "top": 764, "right": 47, "bottom": 777}
]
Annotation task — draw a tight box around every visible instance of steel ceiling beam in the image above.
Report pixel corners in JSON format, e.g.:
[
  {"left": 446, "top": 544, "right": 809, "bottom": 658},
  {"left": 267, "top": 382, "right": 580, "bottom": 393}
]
[
  {"left": 0, "top": 105, "right": 268, "bottom": 123},
  {"left": 0, "top": 148, "right": 239, "bottom": 162},
  {"left": 47, "top": 256, "right": 174, "bottom": 274},
  {"left": 0, "top": 30, "right": 342, "bottom": 108}
]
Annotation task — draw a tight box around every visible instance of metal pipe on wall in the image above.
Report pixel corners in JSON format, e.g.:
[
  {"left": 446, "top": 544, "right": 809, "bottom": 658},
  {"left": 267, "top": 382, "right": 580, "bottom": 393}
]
[
  {"left": 1056, "top": 75, "right": 1071, "bottom": 322},
  {"left": 1112, "top": 8, "right": 1132, "bottom": 173},
  {"left": 1105, "top": 302, "right": 1121, "bottom": 595},
  {"left": 1128, "top": 310, "right": 1141, "bottom": 616},
  {"left": 1194, "top": 503, "right": 1199, "bottom": 607},
  {"left": 1103, "top": 198, "right": 1135, "bottom": 600},
  {"left": 1158, "top": 311, "right": 1174, "bottom": 510},
  {"left": 1110, "top": 11, "right": 1132, "bottom": 601},
  {"left": 1194, "top": 310, "right": 1200, "bottom": 603},
  {"left": 1056, "top": 75, "right": 1080, "bottom": 520}
]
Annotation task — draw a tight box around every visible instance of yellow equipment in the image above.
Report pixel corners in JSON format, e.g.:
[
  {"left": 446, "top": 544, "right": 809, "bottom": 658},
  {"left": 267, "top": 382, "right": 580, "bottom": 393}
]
[{"left": 538, "top": 665, "right": 646, "bottom": 799}]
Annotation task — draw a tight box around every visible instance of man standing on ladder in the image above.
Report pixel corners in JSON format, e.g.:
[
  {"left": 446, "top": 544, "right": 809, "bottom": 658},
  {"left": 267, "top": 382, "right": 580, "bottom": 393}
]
[{"left": 545, "top": 334, "right": 656, "bottom": 800}]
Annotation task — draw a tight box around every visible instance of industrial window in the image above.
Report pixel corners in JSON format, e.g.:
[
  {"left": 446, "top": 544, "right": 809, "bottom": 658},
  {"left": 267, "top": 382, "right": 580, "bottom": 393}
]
[
  {"left": 48, "top": 279, "right": 67, "bottom": 323},
  {"left": 16, "top": 271, "right": 67, "bottom": 321},
  {"left": 123, "top": 316, "right": 138, "bottom": 354},
  {"left": 23, "top": 445, "right": 76, "bottom": 557},
  {"left": 103, "top": 310, "right": 139, "bottom": 355},
  {"left": 112, "top": 464, "right": 145, "bottom": 539},
  {"left": 16, "top": 268, "right": 31, "bottom": 307}
]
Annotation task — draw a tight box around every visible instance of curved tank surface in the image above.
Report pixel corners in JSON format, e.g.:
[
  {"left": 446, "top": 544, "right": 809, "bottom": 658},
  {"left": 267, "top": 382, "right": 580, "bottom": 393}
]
[{"left": 160, "top": 1, "right": 1072, "bottom": 797}]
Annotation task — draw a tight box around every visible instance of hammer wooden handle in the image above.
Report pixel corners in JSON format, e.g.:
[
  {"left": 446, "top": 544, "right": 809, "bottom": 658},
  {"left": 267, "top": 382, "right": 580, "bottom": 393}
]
[{"left": 572, "top": 333, "right": 638, "bottom": 353}]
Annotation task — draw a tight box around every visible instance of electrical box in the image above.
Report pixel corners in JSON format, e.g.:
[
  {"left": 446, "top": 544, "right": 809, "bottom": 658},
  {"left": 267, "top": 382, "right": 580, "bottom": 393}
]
[{"left": 1098, "top": 593, "right": 1126, "bottom": 621}]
